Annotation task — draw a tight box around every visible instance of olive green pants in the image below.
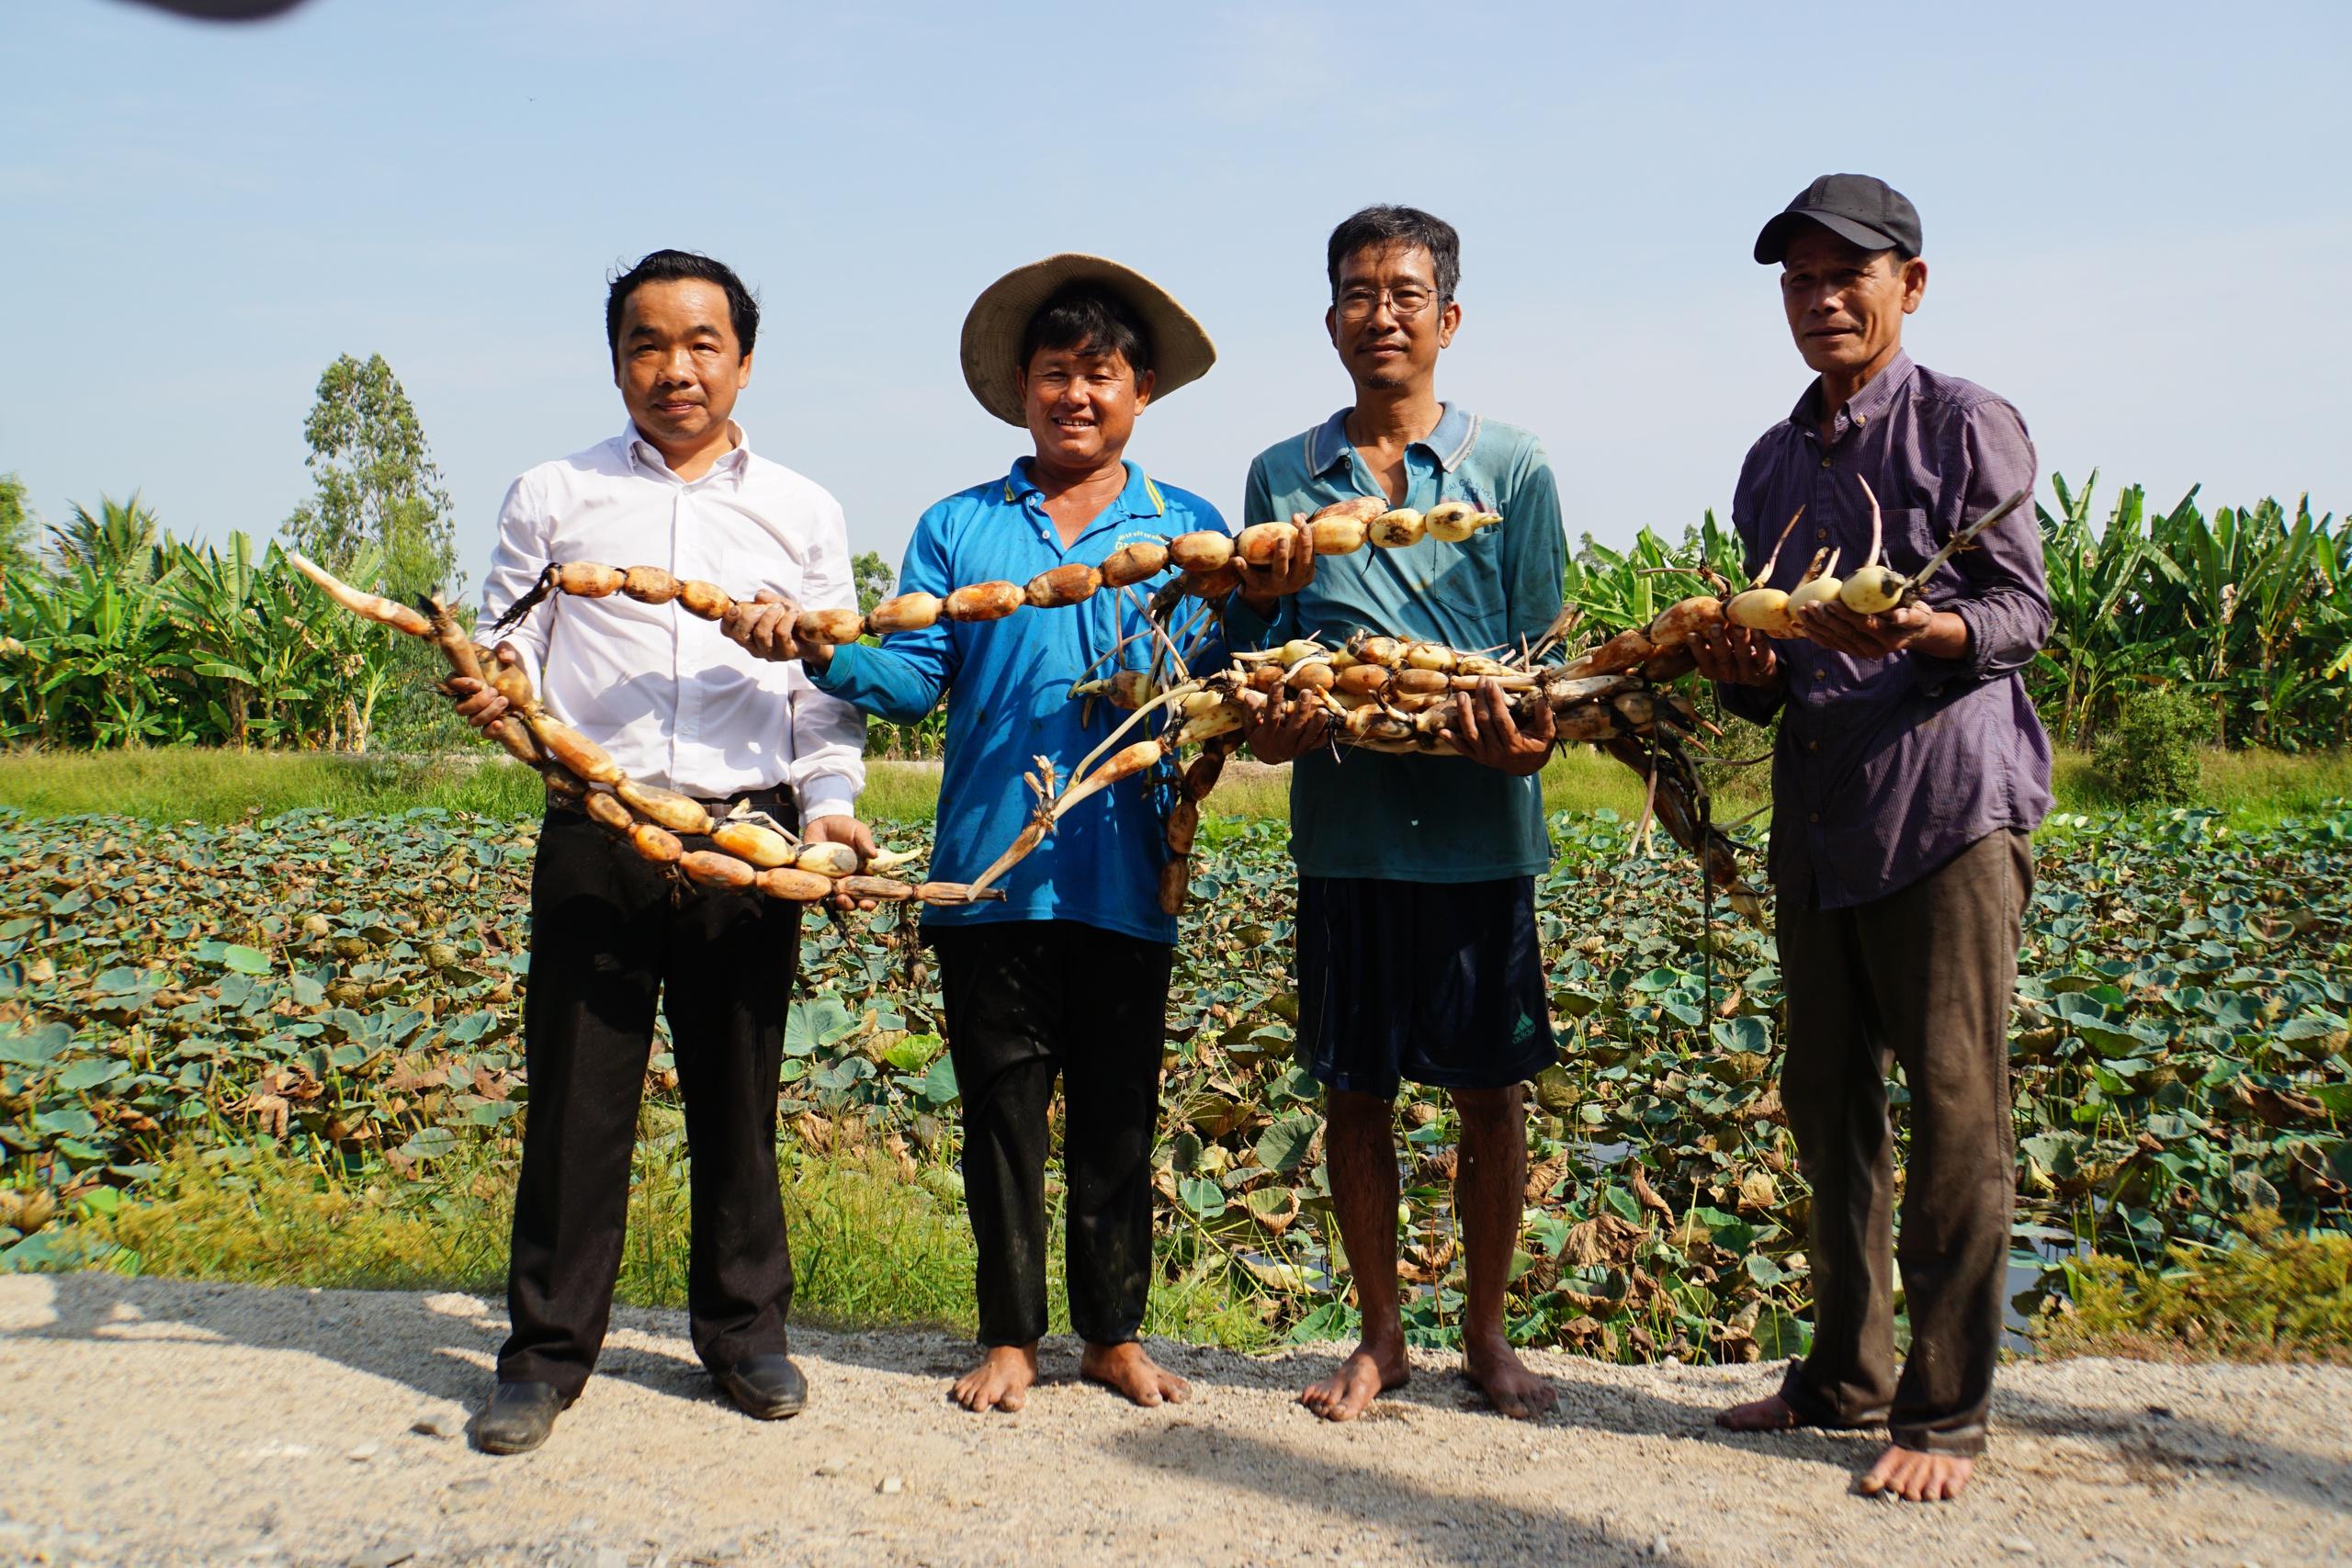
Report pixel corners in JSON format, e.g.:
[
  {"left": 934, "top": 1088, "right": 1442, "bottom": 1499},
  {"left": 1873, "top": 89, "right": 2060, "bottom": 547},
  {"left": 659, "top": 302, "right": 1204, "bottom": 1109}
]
[{"left": 1773, "top": 829, "right": 2032, "bottom": 1457}]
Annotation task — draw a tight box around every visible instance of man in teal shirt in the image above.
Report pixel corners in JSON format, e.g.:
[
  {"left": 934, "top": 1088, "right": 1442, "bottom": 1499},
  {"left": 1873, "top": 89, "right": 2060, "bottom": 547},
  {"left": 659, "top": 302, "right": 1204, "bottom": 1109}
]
[
  {"left": 729, "top": 255, "right": 1218, "bottom": 1416},
  {"left": 1233, "top": 206, "right": 1566, "bottom": 1423}
]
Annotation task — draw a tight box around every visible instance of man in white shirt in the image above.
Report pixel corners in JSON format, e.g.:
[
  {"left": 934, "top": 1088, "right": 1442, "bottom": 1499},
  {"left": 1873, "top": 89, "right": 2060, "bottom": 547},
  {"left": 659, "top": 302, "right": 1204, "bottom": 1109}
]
[{"left": 448, "top": 249, "right": 872, "bottom": 1454}]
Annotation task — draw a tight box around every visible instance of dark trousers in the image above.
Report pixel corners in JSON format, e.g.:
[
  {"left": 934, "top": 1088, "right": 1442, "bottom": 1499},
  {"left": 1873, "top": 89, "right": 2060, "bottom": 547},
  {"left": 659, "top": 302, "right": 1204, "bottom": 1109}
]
[
  {"left": 930, "top": 920, "right": 1171, "bottom": 1348},
  {"left": 1774, "top": 828, "right": 2031, "bottom": 1458},
  {"left": 499, "top": 801, "right": 803, "bottom": 1398}
]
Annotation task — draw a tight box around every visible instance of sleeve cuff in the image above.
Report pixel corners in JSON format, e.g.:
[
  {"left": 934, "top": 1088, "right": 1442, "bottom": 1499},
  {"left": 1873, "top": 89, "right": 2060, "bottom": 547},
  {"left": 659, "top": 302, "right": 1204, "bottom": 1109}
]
[
  {"left": 796, "top": 773, "right": 860, "bottom": 823},
  {"left": 1222, "top": 594, "right": 1277, "bottom": 649},
  {"left": 1714, "top": 680, "right": 1784, "bottom": 725},
  {"left": 1910, "top": 603, "right": 1986, "bottom": 694},
  {"left": 803, "top": 643, "right": 858, "bottom": 696}
]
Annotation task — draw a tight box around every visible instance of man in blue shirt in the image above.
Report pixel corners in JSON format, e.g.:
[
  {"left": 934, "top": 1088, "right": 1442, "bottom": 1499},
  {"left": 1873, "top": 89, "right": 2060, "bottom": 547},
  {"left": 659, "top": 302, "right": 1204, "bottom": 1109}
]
[
  {"left": 1232, "top": 207, "right": 1567, "bottom": 1423},
  {"left": 728, "top": 254, "right": 1220, "bottom": 1415}
]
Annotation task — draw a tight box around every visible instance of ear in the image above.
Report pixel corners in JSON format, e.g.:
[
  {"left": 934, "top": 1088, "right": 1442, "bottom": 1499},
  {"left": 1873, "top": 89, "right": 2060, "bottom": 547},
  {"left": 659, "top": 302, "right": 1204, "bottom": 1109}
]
[
  {"left": 736, "top": 348, "right": 754, "bottom": 389},
  {"left": 1324, "top": 304, "right": 1340, "bottom": 350},
  {"left": 1436, "top": 298, "right": 1462, "bottom": 349},
  {"left": 1132, "top": 367, "right": 1156, "bottom": 412},
  {"left": 1901, "top": 257, "right": 1928, "bottom": 315},
  {"left": 1015, "top": 366, "right": 1029, "bottom": 402}
]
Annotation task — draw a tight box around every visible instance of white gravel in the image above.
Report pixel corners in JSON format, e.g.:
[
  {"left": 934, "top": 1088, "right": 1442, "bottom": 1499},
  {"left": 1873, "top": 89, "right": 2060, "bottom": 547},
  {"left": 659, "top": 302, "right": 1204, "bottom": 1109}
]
[{"left": 3, "top": 1274, "right": 2346, "bottom": 1566}]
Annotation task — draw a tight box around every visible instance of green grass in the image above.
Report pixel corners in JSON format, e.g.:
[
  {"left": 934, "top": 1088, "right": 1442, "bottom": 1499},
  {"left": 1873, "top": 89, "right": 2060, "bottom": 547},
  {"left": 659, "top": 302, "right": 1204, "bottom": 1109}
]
[
  {"left": 57, "top": 1134, "right": 1274, "bottom": 1351},
  {"left": 2030, "top": 1213, "right": 2352, "bottom": 1363},
  {"left": 0, "top": 748, "right": 548, "bottom": 824},
  {"left": 2056, "top": 746, "right": 2352, "bottom": 827},
  {"left": 0, "top": 749, "right": 945, "bottom": 829},
  {"left": 2, "top": 740, "right": 2346, "bottom": 833}
]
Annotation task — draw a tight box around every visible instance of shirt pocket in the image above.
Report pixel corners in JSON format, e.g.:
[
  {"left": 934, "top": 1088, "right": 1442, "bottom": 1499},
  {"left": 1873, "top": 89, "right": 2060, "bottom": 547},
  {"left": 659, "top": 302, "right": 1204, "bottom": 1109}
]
[
  {"left": 716, "top": 546, "right": 804, "bottom": 694},
  {"left": 722, "top": 545, "right": 804, "bottom": 608},
  {"left": 1875, "top": 508, "right": 1940, "bottom": 581},
  {"left": 1418, "top": 529, "right": 1507, "bottom": 639}
]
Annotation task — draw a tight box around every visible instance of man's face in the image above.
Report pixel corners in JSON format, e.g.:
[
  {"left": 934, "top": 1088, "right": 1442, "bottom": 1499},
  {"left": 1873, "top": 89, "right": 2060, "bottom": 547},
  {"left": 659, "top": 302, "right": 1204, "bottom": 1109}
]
[
  {"left": 1325, "top": 243, "right": 1459, "bottom": 392},
  {"left": 1018, "top": 344, "right": 1154, "bottom": 470},
  {"left": 613, "top": 278, "right": 752, "bottom": 450},
  {"left": 1779, "top": 228, "right": 1927, "bottom": 380}
]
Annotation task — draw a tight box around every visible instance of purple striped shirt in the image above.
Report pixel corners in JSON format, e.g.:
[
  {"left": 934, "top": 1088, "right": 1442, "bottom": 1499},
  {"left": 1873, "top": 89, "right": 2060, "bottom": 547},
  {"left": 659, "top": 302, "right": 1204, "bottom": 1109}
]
[{"left": 1717, "top": 351, "right": 2053, "bottom": 909}]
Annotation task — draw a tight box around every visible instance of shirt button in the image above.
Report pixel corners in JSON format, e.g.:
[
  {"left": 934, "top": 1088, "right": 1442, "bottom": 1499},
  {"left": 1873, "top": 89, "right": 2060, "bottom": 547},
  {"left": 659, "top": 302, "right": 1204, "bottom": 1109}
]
[
  {"left": 1815, "top": 528, "right": 1828, "bottom": 541},
  {"left": 1807, "top": 739, "right": 1819, "bottom": 751},
  {"left": 1819, "top": 457, "right": 1833, "bottom": 468},
  {"left": 1854, "top": 414, "right": 1867, "bottom": 427},
  {"left": 1809, "top": 812, "right": 1821, "bottom": 824}
]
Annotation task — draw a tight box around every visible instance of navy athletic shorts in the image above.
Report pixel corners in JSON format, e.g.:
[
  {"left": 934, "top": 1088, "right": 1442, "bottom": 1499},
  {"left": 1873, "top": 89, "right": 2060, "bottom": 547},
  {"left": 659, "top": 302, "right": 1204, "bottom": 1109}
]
[{"left": 1293, "top": 874, "right": 1557, "bottom": 1100}]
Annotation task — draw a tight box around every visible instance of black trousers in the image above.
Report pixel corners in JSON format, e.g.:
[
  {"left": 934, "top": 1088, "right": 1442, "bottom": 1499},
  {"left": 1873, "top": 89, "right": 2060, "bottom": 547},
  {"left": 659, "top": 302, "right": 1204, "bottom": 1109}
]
[
  {"left": 929, "top": 920, "right": 1172, "bottom": 1348},
  {"left": 1774, "top": 829, "right": 2032, "bottom": 1457},
  {"left": 499, "top": 799, "right": 802, "bottom": 1398}
]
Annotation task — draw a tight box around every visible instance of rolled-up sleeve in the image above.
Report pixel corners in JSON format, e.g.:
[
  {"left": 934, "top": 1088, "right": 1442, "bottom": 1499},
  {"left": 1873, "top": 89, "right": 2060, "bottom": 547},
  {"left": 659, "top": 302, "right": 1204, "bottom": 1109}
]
[
  {"left": 480, "top": 474, "right": 554, "bottom": 677},
  {"left": 1222, "top": 457, "right": 1296, "bottom": 649},
  {"left": 786, "top": 493, "right": 868, "bottom": 821},
  {"left": 808, "top": 507, "right": 961, "bottom": 728},
  {"left": 1917, "top": 400, "right": 2049, "bottom": 690}
]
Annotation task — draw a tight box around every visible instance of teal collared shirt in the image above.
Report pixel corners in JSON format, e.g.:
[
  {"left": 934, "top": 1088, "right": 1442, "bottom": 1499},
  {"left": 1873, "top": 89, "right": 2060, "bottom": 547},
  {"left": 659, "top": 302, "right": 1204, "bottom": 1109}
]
[
  {"left": 1233, "top": 404, "right": 1566, "bottom": 883},
  {"left": 808, "top": 458, "right": 1224, "bottom": 943}
]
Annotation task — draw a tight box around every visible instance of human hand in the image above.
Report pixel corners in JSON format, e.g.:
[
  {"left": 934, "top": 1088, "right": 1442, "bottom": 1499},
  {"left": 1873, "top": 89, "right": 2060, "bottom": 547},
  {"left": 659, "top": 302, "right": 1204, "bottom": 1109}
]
[
  {"left": 805, "top": 814, "right": 880, "bottom": 910},
  {"left": 1236, "top": 515, "right": 1316, "bottom": 615},
  {"left": 1234, "top": 683, "right": 1329, "bottom": 767},
  {"left": 1690, "top": 622, "right": 1781, "bottom": 686},
  {"left": 724, "top": 590, "right": 817, "bottom": 668},
  {"left": 1438, "top": 678, "right": 1555, "bottom": 775},
  {"left": 446, "top": 642, "right": 527, "bottom": 734},
  {"left": 1795, "top": 600, "right": 1966, "bottom": 661}
]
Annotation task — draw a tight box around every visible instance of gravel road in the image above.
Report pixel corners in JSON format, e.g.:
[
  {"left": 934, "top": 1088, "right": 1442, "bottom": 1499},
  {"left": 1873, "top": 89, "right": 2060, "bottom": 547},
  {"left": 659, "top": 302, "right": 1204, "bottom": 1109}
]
[{"left": 3, "top": 1274, "right": 2346, "bottom": 1567}]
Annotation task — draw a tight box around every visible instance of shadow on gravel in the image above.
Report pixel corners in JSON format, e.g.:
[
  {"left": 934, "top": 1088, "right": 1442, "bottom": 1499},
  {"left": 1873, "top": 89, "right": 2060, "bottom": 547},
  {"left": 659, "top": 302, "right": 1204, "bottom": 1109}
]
[
  {"left": 2, "top": 1273, "right": 718, "bottom": 1413},
  {"left": 1993, "top": 1382, "right": 2351, "bottom": 1517},
  {"left": 1106, "top": 1421, "right": 1704, "bottom": 1565}
]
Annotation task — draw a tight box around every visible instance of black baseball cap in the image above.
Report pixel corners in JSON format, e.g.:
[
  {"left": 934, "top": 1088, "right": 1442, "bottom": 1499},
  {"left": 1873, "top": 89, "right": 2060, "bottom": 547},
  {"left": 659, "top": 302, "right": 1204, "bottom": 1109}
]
[{"left": 1753, "top": 174, "right": 1922, "bottom": 265}]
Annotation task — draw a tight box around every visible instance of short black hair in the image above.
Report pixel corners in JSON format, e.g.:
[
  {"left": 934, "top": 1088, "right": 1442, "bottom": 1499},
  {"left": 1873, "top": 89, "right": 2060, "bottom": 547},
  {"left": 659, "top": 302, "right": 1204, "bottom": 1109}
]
[
  {"left": 1327, "top": 205, "right": 1461, "bottom": 304},
  {"left": 1018, "top": 283, "right": 1155, "bottom": 379},
  {"left": 605, "top": 249, "right": 760, "bottom": 364}
]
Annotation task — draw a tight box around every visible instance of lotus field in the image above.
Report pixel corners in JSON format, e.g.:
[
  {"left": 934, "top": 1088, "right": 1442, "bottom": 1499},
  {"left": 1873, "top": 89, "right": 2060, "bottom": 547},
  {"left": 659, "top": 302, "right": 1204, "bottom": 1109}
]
[{"left": 1, "top": 789, "right": 2346, "bottom": 1360}]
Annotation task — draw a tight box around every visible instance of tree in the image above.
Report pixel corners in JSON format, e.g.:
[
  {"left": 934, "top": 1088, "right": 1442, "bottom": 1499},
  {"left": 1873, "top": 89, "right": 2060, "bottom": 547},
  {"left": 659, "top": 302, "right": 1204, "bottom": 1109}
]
[
  {"left": 284, "top": 354, "right": 458, "bottom": 602},
  {"left": 53, "top": 493, "right": 166, "bottom": 581},
  {"left": 852, "top": 550, "right": 896, "bottom": 616},
  {"left": 0, "top": 474, "right": 40, "bottom": 575}
]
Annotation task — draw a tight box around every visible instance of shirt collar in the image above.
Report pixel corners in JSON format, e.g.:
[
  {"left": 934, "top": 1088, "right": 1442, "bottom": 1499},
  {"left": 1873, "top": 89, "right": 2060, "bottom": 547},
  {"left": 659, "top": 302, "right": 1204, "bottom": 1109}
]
[
  {"left": 622, "top": 420, "right": 752, "bottom": 482},
  {"left": 1001, "top": 458, "right": 1167, "bottom": 524},
  {"left": 1791, "top": 350, "right": 1916, "bottom": 442},
  {"left": 1306, "top": 401, "right": 1481, "bottom": 477}
]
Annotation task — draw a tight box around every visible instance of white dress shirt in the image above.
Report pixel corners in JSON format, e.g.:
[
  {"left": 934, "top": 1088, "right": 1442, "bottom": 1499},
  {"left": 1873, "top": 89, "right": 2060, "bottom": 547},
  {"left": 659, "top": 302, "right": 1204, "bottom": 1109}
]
[{"left": 481, "top": 423, "right": 865, "bottom": 819}]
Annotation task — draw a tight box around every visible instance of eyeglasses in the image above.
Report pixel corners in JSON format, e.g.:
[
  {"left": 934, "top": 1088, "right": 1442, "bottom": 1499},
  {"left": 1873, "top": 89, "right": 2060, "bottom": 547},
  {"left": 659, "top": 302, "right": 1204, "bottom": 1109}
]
[{"left": 1334, "top": 285, "right": 1442, "bottom": 321}]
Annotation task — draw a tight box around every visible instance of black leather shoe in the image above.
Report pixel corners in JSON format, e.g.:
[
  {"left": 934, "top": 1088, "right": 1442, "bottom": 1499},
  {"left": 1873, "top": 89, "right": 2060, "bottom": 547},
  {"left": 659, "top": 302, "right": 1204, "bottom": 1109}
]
[
  {"left": 716, "top": 1352, "right": 807, "bottom": 1419},
  {"left": 475, "top": 1380, "right": 565, "bottom": 1455}
]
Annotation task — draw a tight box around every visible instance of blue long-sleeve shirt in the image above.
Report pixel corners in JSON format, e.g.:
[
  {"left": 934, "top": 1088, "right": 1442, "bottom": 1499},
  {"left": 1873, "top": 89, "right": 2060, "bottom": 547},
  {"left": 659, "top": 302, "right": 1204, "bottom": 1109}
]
[
  {"left": 808, "top": 458, "right": 1225, "bottom": 943},
  {"left": 1717, "top": 351, "right": 2052, "bottom": 909}
]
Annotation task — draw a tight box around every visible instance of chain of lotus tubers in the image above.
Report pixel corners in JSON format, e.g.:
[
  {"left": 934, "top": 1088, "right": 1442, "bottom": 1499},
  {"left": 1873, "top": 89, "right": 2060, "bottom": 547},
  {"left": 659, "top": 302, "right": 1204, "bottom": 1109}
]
[
  {"left": 1057, "top": 604, "right": 1766, "bottom": 921},
  {"left": 1722, "top": 482, "right": 2033, "bottom": 637},
  {"left": 482, "top": 498, "right": 1509, "bottom": 655},
  {"left": 284, "top": 553, "right": 1011, "bottom": 911}
]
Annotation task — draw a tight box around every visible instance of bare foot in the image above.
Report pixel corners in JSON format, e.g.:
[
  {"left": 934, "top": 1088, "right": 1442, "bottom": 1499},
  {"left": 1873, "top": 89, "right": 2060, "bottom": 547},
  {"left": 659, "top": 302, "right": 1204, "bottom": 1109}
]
[
  {"left": 1080, "top": 1341, "right": 1191, "bottom": 1408},
  {"left": 1299, "top": 1337, "right": 1409, "bottom": 1422},
  {"left": 1715, "top": 1393, "right": 1802, "bottom": 1433},
  {"left": 1464, "top": 1334, "right": 1557, "bottom": 1420},
  {"left": 950, "top": 1345, "right": 1037, "bottom": 1413},
  {"left": 1858, "top": 1443, "right": 1974, "bottom": 1502}
]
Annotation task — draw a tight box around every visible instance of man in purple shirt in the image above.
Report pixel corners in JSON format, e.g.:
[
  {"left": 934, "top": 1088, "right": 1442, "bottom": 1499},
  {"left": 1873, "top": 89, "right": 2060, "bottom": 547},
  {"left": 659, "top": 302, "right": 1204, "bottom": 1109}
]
[{"left": 1691, "top": 175, "right": 2051, "bottom": 1502}]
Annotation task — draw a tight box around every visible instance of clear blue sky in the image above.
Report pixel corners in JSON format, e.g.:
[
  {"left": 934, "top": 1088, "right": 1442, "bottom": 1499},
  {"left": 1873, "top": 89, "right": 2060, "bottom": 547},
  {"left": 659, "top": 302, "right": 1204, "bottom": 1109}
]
[{"left": 5, "top": 0, "right": 2346, "bottom": 588}]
